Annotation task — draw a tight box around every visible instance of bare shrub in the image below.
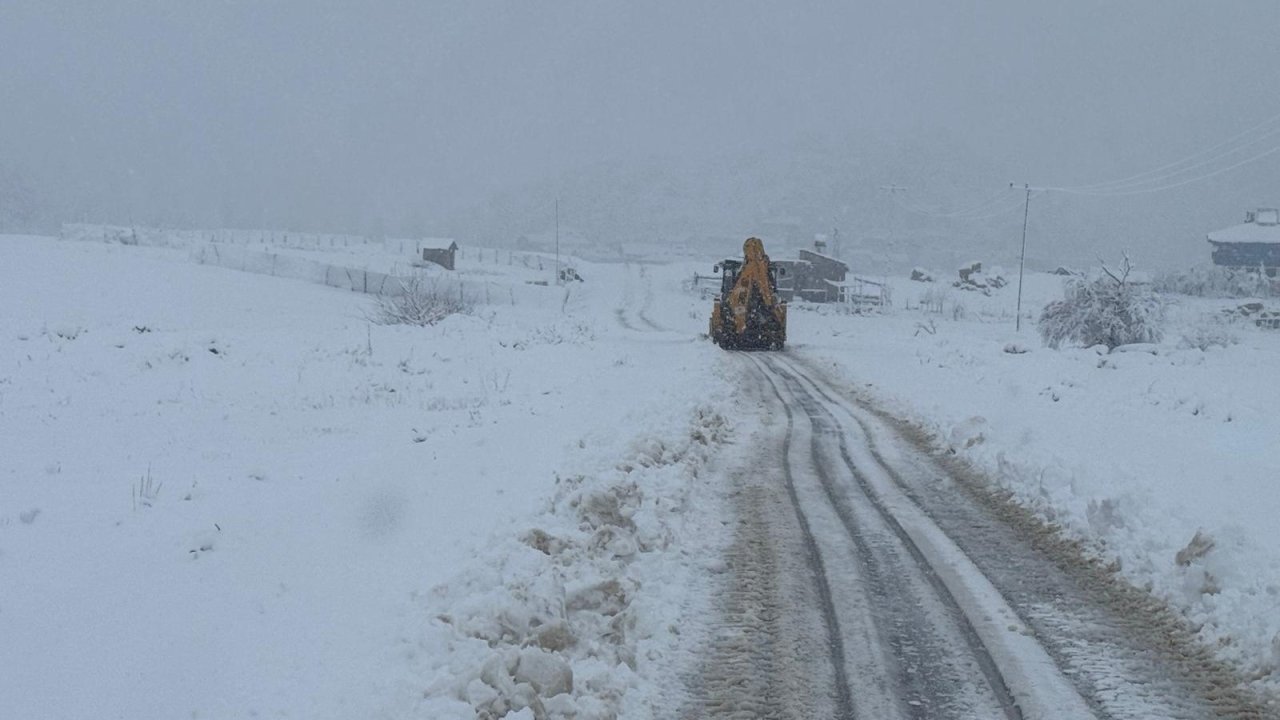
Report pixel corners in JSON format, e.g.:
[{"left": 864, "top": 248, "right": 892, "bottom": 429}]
[
  {"left": 504, "top": 321, "right": 595, "bottom": 349},
  {"left": 369, "top": 274, "right": 473, "bottom": 326},
  {"left": 133, "top": 466, "right": 162, "bottom": 511},
  {"left": 1178, "top": 319, "right": 1239, "bottom": 351},
  {"left": 919, "top": 285, "right": 949, "bottom": 313},
  {"left": 1155, "top": 265, "right": 1279, "bottom": 298},
  {"left": 1038, "top": 255, "right": 1166, "bottom": 349}
]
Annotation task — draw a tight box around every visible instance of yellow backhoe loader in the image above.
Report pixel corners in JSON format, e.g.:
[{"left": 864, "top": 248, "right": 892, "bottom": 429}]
[{"left": 710, "top": 237, "right": 787, "bottom": 350}]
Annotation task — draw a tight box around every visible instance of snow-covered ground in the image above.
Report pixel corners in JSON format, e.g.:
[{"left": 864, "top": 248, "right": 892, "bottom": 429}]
[
  {"left": 6, "top": 230, "right": 1280, "bottom": 716},
  {"left": 0, "top": 235, "right": 738, "bottom": 719},
  {"left": 792, "top": 269, "right": 1280, "bottom": 696}
]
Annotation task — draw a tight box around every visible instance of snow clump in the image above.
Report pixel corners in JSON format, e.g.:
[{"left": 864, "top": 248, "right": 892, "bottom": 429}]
[{"left": 409, "top": 406, "right": 732, "bottom": 719}]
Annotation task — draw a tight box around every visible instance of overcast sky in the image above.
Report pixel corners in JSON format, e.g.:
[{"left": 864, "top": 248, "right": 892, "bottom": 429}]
[{"left": 2, "top": 1, "right": 1278, "bottom": 266}]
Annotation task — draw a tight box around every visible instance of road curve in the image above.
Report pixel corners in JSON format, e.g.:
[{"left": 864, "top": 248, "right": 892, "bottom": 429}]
[{"left": 613, "top": 263, "right": 667, "bottom": 333}]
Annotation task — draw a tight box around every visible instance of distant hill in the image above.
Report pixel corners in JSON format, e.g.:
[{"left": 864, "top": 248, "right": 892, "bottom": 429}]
[
  {"left": 445, "top": 139, "right": 1042, "bottom": 272},
  {"left": 445, "top": 135, "right": 1255, "bottom": 274}
]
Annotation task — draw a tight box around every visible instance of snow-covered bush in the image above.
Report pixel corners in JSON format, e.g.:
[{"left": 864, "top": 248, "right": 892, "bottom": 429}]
[
  {"left": 506, "top": 321, "right": 595, "bottom": 349},
  {"left": 1178, "top": 319, "right": 1239, "bottom": 351},
  {"left": 1154, "top": 265, "right": 1279, "bottom": 298},
  {"left": 369, "top": 274, "right": 473, "bottom": 326},
  {"left": 919, "top": 285, "right": 949, "bottom": 313},
  {"left": 1038, "top": 258, "right": 1166, "bottom": 349}
]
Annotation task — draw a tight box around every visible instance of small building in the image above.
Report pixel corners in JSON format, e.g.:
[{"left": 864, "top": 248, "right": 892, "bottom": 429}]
[
  {"left": 772, "top": 259, "right": 808, "bottom": 301},
  {"left": 1209, "top": 209, "right": 1280, "bottom": 275},
  {"left": 795, "top": 249, "right": 849, "bottom": 303},
  {"left": 421, "top": 240, "right": 459, "bottom": 270}
]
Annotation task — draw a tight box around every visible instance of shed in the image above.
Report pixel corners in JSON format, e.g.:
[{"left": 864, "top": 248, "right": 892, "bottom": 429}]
[
  {"left": 421, "top": 240, "right": 459, "bottom": 271},
  {"left": 772, "top": 259, "right": 808, "bottom": 301},
  {"left": 796, "top": 249, "right": 849, "bottom": 302}
]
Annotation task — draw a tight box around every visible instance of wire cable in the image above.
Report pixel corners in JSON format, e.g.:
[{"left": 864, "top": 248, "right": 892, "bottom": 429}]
[
  {"left": 1050, "top": 142, "right": 1280, "bottom": 196},
  {"left": 1055, "top": 109, "right": 1280, "bottom": 193},
  {"left": 1061, "top": 127, "right": 1280, "bottom": 193},
  {"left": 893, "top": 187, "right": 1008, "bottom": 217},
  {"left": 892, "top": 187, "right": 1024, "bottom": 220},
  {"left": 950, "top": 192, "right": 1035, "bottom": 221}
]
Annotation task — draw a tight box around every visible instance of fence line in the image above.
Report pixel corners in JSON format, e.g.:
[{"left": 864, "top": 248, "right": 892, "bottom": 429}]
[
  {"left": 60, "top": 223, "right": 522, "bottom": 302},
  {"left": 61, "top": 223, "right": 562, "bottom": 271},
  {"left": 188, "top": 242, "right": 508, "bottom": 301}
]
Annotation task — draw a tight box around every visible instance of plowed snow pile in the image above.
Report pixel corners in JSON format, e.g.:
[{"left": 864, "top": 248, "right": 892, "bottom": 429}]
[{"left": 400, "top": 408, "right": 734, "bottom": 719}]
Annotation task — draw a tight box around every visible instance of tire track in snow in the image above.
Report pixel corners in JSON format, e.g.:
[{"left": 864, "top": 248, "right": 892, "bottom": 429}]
[
  {"left": 614, "top": 307, "right": 641, "bottom": 331},
  {"left": 612, "top": 263, "right": 666, "bottom": 333},
  {"left": 683, "top": 372, "right": 854, "bottom": 719},
  {"left": 756, "top": 354, "right": 1034, "bottom": 719},
  {"left": 780, "top": 351, "right": 1278, "bottom": 720},
  {"left": 758, "top": 354, "right": 1030, "bottom": 719},
  {"left": 635, "top": 265, "right": 666, "bottom": 331}
]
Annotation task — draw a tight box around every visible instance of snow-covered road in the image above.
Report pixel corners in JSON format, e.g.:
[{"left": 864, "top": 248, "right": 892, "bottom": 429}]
[
  {"left": 685, "top": 350, "right": 1271, "bottom": 719},
  {"left": 613, "top": 263, "right": 668, "bottom": 333}
]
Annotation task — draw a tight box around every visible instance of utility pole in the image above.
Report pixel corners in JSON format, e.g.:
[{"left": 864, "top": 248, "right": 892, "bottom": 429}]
[
  {"left": 1010, "top": 183, "right": 1048, "bottom": 332},
  {"left": 554, "top": 197, "right": 560, "bottom": 286},
  {"left": 878, "top": 185, "right": 908, "bottom": 249}
]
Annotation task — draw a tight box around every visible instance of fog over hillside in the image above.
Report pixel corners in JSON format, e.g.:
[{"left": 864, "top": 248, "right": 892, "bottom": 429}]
[{"left": 3, "top": 1, "right": 1279, "bottom": 270}]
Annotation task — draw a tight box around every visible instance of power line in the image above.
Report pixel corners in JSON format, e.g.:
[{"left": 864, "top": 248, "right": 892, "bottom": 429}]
[
  {"left": 951, "top": 193, "right": 1037, "bottom": 221},
  {"left": 894, "top": 191, "right": 1001, "bottom": 218},
  {"left": 1049, "top": 142, "right": 1280, "bottom": 196},
  {"left": 1057, "top": 128, "right": 1280, "bottom": 194},
  {"left": 892, "top": 187, "right": 1025, "bottom": 220},
  {"left": 887, "top": 111, "right": 1280, "bottom": 213},
  {"left": 1060, "top": 109, "right": 1280, "bottom": 192}
]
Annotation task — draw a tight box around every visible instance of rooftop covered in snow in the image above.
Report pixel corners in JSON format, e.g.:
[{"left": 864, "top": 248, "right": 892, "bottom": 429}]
[{"left": 1208, "top": 209, "right": 1280, "bottom": 245}]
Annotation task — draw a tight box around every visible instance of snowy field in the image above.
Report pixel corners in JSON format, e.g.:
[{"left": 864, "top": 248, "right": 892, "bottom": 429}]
[
  {"left": 0, "top": 235, "right": 740, "bottom": 719},
  {"left": 5, "top": 231, "right": 1280, "bottom": 716}
]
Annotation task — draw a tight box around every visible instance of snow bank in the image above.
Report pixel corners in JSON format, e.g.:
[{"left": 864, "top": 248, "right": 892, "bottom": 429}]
[{"left": 403, "top": 407, "right": 734, "bottom": 719}]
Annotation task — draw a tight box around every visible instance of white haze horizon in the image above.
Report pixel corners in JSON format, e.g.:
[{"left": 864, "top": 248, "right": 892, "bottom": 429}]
[{"left": 3, "top": 0, "right": 1279, "bottom": 270}]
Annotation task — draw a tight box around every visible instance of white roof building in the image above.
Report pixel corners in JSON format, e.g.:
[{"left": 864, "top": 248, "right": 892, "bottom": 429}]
[
  {"left": 1207, "top": 209, "right": 1280, "bottom": 244},
  {"left": 1208, "top": 208, "right": 1280, "bottom": 270}
]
